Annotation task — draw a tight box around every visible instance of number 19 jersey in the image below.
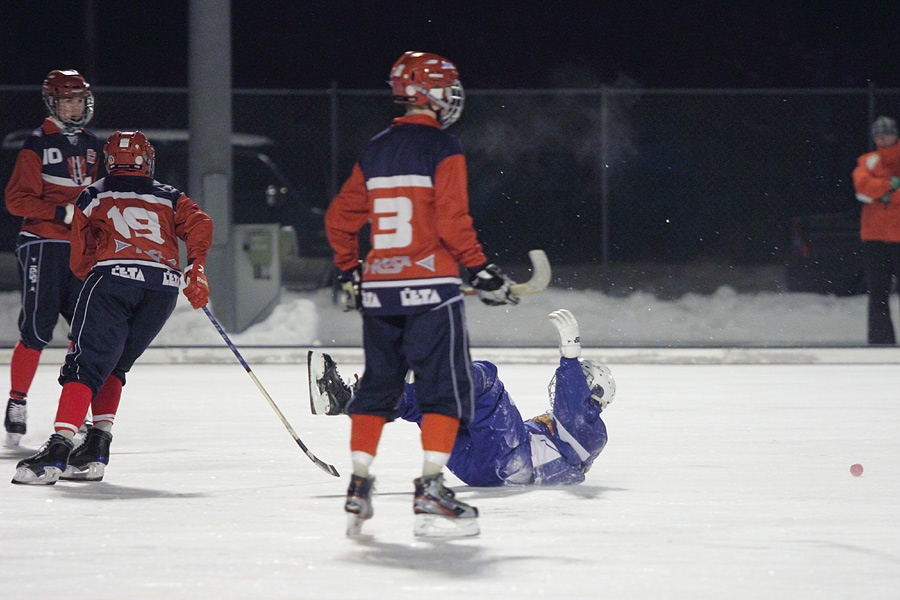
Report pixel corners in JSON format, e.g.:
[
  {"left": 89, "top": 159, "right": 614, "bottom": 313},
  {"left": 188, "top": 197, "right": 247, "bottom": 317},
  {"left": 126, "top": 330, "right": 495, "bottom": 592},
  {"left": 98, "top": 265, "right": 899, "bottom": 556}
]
[{"left": 71, "top": 174, "right": 213, "bottom": 292}]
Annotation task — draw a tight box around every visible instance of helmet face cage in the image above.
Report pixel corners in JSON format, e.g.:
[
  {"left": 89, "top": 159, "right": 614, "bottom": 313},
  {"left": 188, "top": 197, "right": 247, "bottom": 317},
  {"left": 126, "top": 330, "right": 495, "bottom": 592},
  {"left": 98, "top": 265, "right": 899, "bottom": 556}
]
[
  {"left": 42, "top": 70, "right": 94, "bottom": 128},
  {"left": 104, "top": 131, "right": 156, "bottom": 176},
  {"left": 389, "top": 51, "right": 465, "bottom": 128},
  {"left": 548, "top": 359, "right": 617, "bottom": 411}
]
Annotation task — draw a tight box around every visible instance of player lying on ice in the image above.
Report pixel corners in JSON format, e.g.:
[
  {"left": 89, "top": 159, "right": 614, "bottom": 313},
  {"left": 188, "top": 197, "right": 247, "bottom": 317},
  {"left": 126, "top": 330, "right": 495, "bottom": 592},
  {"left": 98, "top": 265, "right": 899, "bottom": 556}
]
[{"left": 309, "top": 309, "right": 615, "bottom": 487}]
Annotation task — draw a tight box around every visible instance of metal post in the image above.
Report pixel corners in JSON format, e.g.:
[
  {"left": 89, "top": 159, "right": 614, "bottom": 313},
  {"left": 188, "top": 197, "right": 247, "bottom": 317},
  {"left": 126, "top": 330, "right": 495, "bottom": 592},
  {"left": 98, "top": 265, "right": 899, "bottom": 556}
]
[
  {"left": 867, "top": 81, "right": 876, "bottom": 152},
  {"left": 329, "top": 80, "right": 339, "bottom": 199},
  {"left": 600, "top": 85, "right": 610, "bottom": 266},
  {"left": 188, "top": 0, "right": 235, "bottom": 327}
]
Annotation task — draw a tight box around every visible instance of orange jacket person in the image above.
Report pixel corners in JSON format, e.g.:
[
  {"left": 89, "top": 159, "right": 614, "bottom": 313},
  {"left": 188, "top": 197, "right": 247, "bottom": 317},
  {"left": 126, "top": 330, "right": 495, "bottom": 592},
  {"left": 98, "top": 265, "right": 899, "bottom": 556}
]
[{"left": 853, "top": 115, "right": 900, "bottom": 344}]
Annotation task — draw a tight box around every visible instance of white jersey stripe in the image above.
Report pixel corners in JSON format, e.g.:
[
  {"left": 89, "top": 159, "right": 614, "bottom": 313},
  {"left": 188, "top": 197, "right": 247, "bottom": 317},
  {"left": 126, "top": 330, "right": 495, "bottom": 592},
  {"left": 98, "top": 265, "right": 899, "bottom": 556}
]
[
  {"left": 94, "top": 258, "right": 177, "bottom": 271},
  {"left": 366, "top": 175, "right": 433, "bottom": 190},
  {"left": 84, "top": 191, "right": 174, "bottom": 217},
  {"left": 42, "top": 173, "right": 93, "bottom": 187},
  {"left": 554, "top": 419, "right": 592, "bottom": 462},
  {"left": 361, "top": 276, "right": 462, "bottom": 289}
]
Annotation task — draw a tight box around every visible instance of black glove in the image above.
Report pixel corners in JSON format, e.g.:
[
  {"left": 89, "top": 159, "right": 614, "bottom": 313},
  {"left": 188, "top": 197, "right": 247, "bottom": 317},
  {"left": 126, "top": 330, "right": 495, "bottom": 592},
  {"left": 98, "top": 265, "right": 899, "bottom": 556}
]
[
  {"left": 469, "top": 263, "right": 519, "bottom": 306},
  {"left": 337, "top": 265, "right": 362, "bottom": 312}
]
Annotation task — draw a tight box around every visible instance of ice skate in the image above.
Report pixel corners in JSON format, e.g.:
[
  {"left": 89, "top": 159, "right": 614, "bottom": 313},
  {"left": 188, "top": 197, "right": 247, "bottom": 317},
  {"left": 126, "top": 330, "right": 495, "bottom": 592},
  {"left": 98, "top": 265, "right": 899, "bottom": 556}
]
[
  {"left": 4, "top": 398, "right": 27, "bottom": 447},
  {"left": 61, "top": 428, "right": 112, "bottom": 481},
  {"left": 308, "top": 351, "right": 355, "bottom": 415},
  {"left": 344, "top": 473, "right": 375, "bottom": 536},
  {"left": 413, "top": 473, "right": 480, "bottom": 538},
  {"left": 11, "top": 434, "right": 74, "bottom": 485}
]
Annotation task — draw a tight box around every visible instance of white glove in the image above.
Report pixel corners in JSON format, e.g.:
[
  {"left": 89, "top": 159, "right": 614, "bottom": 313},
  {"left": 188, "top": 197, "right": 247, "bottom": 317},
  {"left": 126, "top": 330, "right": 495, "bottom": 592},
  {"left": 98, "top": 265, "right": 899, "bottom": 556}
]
[
  {"left": 549, "top": 309, "right": 581, "bottom": 358},
  {"left": 63, "top": 203, "right": 75, "bottom": 225}
]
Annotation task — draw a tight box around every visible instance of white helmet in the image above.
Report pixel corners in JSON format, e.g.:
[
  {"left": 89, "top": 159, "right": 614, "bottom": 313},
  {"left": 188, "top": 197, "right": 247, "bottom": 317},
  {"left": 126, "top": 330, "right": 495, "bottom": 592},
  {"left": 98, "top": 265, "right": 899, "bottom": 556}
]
[
  {"left": 548, "top": 359, "right": 616, "bottom": 411},
  {"left": 581, "top": 359, "right": 616, "bottom": 410}
]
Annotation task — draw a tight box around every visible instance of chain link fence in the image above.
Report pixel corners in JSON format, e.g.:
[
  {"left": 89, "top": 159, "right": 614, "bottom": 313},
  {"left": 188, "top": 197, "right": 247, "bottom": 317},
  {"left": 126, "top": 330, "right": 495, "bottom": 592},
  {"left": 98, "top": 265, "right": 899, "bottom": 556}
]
[{"left": 2, "top": 85, "right": 898, "bottom": 293}]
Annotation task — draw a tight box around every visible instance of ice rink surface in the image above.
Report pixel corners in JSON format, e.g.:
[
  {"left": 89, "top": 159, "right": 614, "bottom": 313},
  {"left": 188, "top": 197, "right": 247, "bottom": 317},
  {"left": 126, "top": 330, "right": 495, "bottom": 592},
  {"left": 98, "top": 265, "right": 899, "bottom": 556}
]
[{"left": 2, "top": 355, "right": 899, "bottom": 599}]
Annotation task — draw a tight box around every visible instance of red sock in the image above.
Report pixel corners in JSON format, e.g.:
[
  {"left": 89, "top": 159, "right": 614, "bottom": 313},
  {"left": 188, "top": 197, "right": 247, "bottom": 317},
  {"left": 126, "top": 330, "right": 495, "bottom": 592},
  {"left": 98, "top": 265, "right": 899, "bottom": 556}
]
[
  {"left": 91, "top": 376, "right": 123, "bottom": 428},
  {"left": 420, "top": 414, "right": 460, "bottom": 454},
  {"left": 350, "top": 414, "right": 387, "bottom": 456},
  {"left": 9, "top": 342, "right": 41, "bottom": 400},
  {"left": 54, "top": 382, "right": 93, "bottom": 435}
]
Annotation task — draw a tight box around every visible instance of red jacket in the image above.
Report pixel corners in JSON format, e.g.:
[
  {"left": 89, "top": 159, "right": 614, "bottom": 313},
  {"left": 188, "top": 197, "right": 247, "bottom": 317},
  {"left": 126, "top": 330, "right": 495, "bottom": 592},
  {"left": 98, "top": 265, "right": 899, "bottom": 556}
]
[{"left": 853, "top": 143, "right": 900, "bottom": 242}]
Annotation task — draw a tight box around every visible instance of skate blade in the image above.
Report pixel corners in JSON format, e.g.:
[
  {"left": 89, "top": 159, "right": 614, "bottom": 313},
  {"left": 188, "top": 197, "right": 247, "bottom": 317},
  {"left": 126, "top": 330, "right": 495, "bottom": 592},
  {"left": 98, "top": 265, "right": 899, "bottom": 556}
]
[
  {"left": 61, "top": 462, "right": 105, "bottom": 482},
  {"left": 11, "top": 466, "right": 62, "bottom": 485},
  {"left": 5, "top": 432, "right": 23, "bottom": 448},
  {"left": 346, "top": 513, "right": 369, "bottom": 537},
  {"left": 308, "top": 351, "right": 327, "bottom": 415},
  {"left": 413, "top": 514, "right": 480, "bottom": 538}
]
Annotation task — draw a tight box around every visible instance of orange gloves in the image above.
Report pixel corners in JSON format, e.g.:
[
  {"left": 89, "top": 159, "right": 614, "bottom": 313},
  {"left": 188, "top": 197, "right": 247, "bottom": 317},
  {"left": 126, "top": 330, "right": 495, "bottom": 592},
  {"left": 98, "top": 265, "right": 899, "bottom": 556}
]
[{"left": 183, "top": 261, "right": 209, "bottom": 309}]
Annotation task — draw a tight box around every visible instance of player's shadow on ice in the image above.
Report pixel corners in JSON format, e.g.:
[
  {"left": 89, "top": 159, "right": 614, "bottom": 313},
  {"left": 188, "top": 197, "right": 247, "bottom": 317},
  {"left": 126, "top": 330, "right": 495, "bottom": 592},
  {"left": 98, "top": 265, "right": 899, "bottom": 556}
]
[
  {"left": 316, "top": 483, "right": 622, "bottom": 503},
  {"left": 461, "top": 483, "right": 623, "bottom": 501},
  {"left": 51, "top": 481, "right": 207, "bottom": 500},
  {"left": 344, "top": 537, "right": 585, "bottom": 577}
]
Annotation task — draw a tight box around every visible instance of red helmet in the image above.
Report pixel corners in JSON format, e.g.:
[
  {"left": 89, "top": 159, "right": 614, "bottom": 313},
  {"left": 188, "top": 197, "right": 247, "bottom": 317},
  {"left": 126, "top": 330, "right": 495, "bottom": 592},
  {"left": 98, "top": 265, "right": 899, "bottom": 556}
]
[
  {"left": 42, "top": 70, "right": 94, "bottom": 128},
  {"left": 389, "top": 51, "right": 464, "bottom": 128},
  {"left": 104, "top": 131, "right": 156, "bottom": 176}
]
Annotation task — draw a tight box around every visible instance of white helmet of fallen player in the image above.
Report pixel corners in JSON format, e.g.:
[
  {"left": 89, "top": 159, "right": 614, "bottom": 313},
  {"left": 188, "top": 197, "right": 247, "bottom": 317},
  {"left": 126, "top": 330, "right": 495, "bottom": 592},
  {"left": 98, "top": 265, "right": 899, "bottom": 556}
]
[
  {"left": 547, "top": 358, "right": 616, "bottom": 411},
  {"left": 581, "top": 359, "right": 616, "bottom": 410}
]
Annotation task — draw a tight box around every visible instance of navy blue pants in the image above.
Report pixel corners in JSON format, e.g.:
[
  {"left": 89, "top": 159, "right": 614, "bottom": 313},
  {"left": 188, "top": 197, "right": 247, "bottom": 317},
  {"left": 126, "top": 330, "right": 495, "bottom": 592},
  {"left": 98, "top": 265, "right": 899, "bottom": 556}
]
[
  {"left": 15, "top": 237, "right": 83, "bottom": 350},
  {"left": 862, "top": 241, "right": 900, "bottom": 344},
  {"left": 349, "top": 297, "right": 475, "bottom": 423},
  {"left": 60, "top": 273, "right": 177, "bottom": 395}
]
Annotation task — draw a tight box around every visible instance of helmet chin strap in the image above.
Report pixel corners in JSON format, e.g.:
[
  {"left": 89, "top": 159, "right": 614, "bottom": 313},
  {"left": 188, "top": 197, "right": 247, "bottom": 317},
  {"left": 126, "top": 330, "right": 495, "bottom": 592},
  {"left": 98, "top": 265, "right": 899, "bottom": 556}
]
[{"left": 48, "top": 115, "right": 80, "bottom": 135}]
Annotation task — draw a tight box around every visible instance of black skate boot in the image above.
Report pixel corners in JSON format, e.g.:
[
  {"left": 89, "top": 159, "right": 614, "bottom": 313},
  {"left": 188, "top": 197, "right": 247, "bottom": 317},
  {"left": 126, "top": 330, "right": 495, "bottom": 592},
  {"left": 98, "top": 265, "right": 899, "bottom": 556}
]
[
  {"left": 61, "top": 428, "right": 112, "bottom": 481},
  {"left": 308, "top": 351, "right": 356, "bottom": 415},
  {"left": 413, "top": 473, "right": 480, "bottom": 538},
  {"left": 4, "top": 398, "right": 27, "bottom": 447},
  {"left": 11, "top": 434, "right": 74, "bottom": 485},
  {"left": 344, "top": 473, "right": 375, "bottom": 536}
]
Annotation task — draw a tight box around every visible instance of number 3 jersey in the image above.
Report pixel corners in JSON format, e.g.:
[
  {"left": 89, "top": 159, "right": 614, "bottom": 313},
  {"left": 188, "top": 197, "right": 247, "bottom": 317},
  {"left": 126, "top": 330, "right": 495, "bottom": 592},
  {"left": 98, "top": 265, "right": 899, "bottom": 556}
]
[
  {"left": 325, "top": 113, "right": 488, "bottom": 315},
  {"left": 70, "top": 174, "right": 213, "bottom": 292}
]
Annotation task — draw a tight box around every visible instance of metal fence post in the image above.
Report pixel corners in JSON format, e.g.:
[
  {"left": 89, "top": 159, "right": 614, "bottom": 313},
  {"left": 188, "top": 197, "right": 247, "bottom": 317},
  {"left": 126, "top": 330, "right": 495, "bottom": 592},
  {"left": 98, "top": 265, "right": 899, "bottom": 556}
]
[
  {"left": 329, "top": 81, "right": 339, "bottom": 200},
  {"left": 600, "top": 85, "right": 610, "bottom": 266},
  {"left": 867, "top": 81, "right": 876, "bottom": 152}
]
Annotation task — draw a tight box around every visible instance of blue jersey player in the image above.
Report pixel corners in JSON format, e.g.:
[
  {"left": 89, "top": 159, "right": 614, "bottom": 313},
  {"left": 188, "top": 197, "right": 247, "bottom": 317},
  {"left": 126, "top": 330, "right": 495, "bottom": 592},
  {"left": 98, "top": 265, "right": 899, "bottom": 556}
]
[{"left": 309, "top": 309, "right": 615, "bottom": 487}]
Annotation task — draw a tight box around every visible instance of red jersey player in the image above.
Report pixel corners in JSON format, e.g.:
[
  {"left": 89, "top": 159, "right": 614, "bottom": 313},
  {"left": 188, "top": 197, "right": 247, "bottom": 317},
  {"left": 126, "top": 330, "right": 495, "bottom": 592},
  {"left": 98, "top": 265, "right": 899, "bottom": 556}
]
[
  {"left": 325, "top": 51, "right": 518, "bottom": 538},
  {"left": 12, "top": 131, "right": 213, "bottom": 485},
  {"left": 4, "top": 70, "right": 104, "bottom": 447}
]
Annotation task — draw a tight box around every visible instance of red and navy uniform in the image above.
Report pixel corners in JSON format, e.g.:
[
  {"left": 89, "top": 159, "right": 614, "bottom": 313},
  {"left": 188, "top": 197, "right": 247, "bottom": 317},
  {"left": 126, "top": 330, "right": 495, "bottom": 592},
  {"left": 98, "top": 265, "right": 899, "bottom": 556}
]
[
  {"left": 326, "top": 113, "right": 487, "bottom": 314},
  {"left": 4, "top": 118, "right": 104, "bottom": 349},
  {"left": 60, "top": 173, "right": 212, "bottom": 394},
  {"left": 325, "top": 113, "right": 489, "bottom": 422}
]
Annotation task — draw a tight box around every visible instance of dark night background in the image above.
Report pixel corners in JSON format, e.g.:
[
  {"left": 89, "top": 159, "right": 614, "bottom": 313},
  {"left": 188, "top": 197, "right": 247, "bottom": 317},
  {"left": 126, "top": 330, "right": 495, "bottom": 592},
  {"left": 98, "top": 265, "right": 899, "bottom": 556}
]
[
  {"left": 2, "top": 1, "right": 899, "bottom": 90},
  {"left": 2, "top": 1, "right": 900, "bottom": 285}
]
